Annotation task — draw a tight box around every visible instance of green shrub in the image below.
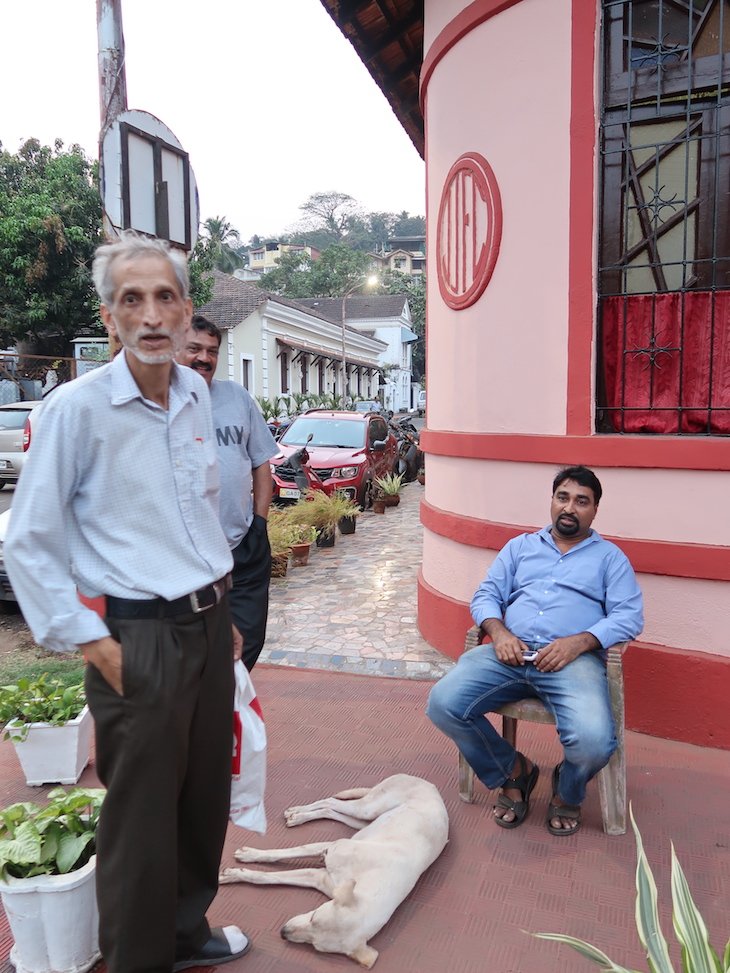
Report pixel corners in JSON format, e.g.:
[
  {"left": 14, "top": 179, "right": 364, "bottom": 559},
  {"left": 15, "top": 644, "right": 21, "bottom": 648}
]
[
  {"left": 0, "top": 787, "right": 104, "bottom": 880},
  {"left": 0, "top": 676, "right": 86, "bottom": 739}
]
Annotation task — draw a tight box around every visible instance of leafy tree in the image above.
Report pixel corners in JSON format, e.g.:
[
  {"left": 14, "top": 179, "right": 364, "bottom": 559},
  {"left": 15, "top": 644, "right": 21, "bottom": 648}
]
[
  {"left": 260, "top": 244, "right": 371, "bottom": 298},
  {"left": 188, "top": 236, "right": 215, "bottom": 307},
  {"left": 201, "top": 215, "right": 245, "bottom": 273},
  {"left": 0, "top": 139, "right": 103, "bottom": 352},
  {"left": 392, "top": 211, "right": 426, "bottom": 237},
  {"left": 297, "top": 191, "right": 360, "bottom": 244}
]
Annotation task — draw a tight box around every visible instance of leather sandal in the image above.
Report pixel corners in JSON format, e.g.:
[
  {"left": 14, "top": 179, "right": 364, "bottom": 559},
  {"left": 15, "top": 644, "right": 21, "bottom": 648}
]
[
  {"left": 493, "top": 752, "right": 540, "bottom": 829},
  {"left": 546, "top": 763, "right": 582, "bottom": 836},
  {"left": 173, "top": 926, "right": 252, "bottom": 971}
]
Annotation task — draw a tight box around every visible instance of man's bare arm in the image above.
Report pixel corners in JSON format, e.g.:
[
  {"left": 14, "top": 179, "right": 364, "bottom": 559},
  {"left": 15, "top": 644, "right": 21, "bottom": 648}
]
[
  {"left": 535, "top": 632, "right": 601, "bottom": 672},
  {"left": 481, "top": 618, "right": 530, "bottom": 666},
  {"left": 80, "top": 636, "right": 123, "bottom": 695},
  {"left": 251, "top": 462, "right": 273, "bottom": 519}
]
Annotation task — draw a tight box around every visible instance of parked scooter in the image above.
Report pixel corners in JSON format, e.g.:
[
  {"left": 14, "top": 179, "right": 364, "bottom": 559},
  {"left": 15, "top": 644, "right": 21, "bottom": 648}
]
[
  {"left": 267, "top": 415, "right": 294, "bottom": 441},
  {"left": 388, "top": 417, "right": 423, "bottom": 482},
  {"left": 271, "top": 434, "right": 325, "bottom": 502}
]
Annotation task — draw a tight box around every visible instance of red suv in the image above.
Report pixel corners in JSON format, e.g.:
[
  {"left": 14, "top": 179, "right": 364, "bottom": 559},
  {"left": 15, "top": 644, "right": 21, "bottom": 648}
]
[{"left": 271, "top": 410, "right": 397, "bottom": 508}]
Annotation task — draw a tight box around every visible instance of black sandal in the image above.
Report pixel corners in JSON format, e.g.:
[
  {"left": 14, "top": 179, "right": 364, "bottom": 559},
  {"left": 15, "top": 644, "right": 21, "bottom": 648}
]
[
  {"left": 494, "top": 752, "right": 540, "bottom": 829},
  {"left": 546, "top": 763, "right": 582, "bottom": 836}
]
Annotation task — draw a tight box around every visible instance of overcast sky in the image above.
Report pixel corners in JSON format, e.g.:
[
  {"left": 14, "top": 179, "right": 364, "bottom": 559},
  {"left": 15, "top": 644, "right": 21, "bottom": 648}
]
[{"left": 1, "top": 0, "right": 425, "bottom": 243}]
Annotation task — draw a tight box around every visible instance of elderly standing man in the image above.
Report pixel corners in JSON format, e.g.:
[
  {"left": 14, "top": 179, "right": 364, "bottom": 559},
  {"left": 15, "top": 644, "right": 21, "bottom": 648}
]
[
  {"left": 427, "top": 466, "right": 643, "bottom": 836},
  {"left": 176, "top": 315, "right": 278, "bottom": 670},
  {"left": 5, "top": 232, "right": 251, "bottom": 973}
]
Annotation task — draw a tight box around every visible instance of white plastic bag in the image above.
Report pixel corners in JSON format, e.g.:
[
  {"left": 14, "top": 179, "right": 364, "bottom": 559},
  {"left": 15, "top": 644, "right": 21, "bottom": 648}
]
[{"left": 230, "top": 660, "right": 267, "bottom": 833}]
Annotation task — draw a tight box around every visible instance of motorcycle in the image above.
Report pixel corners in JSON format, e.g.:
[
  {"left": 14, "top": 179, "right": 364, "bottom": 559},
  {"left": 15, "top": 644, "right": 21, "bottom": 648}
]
[
  {"left": 267, "top": 415, "right": 294, "bottom": 441},
  {"left": 388, "top": 417, "right": 423, "bottom": 483},
  {"left": 271, "top": 434, "right": 326, "bottom": 502}
]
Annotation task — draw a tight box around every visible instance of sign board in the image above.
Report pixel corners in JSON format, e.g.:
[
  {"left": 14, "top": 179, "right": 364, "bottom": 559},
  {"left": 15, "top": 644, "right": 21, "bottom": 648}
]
[{"left": 101, "top": 109, "right": 199, "bottom": 250}]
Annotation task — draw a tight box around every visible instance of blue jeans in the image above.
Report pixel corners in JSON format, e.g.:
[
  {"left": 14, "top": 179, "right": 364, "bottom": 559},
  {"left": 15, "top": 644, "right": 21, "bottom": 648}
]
[{"left": 426, "top": 644, "right": 617, "bottom": 806}]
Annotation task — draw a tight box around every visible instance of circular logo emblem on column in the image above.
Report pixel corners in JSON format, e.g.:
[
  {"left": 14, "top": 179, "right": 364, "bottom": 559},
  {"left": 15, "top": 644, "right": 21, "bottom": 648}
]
[{"left": 437, "top": 152, "right": 502, "bottom": 310}]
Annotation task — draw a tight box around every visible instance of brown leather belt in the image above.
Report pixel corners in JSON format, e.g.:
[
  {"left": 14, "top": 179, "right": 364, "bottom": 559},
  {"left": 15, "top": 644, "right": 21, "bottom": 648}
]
[{"left": 105, "top": 574, "right": 232, "bottom": 619}]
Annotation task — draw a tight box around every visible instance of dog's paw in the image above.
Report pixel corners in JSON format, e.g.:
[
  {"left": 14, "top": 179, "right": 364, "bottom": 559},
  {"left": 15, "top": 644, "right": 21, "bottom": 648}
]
[
  {"left": 233, "top": 847, "right": 259, "bottom": 863},
  {"left": 218, "top": 868, "right": 241, "bottom": 884},
  {"left": 284, "top": 808, "right": 303, "bottom": 827}
]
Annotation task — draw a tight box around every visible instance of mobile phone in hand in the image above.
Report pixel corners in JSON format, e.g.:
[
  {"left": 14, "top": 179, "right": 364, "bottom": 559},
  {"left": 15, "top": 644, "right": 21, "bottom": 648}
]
[{"left": 522, "top": 649, "right": 539, "bottom": 662}]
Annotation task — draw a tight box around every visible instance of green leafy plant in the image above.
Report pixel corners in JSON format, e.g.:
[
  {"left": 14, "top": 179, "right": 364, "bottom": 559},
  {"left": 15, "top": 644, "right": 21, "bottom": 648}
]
[
  {"left": 0, "top": 676, "right": 86, "bottom": 740},
  {"left": 534, "top": 806, "right": 730, "bottom": 973},
  {"left": 255, "top": 396, "right": 278, "bottom": 422},
  {"left": 0, "top": 787, "right": 105, "bottom": 880},
  {"left": 374, "top": 472, "right": 404, "bottom": 496},
  {"left": 266, "top": 509, "right": 300, "bottom": 556},
  {"left": 288, "top": 489, "right": 359, "bottom": 538},
  {"left": 289, "top": 523, "right": 317, "bottom": 545},
  {"left": 290, "top": 392, "right": 310, "bottom": 414}
]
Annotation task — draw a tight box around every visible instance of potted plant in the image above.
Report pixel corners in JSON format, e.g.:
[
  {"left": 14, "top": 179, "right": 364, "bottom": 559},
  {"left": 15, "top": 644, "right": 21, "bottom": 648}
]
[
  {"left": 0, "top": 676, "right": 92, "bottom": 787},
  {"left": 371, "top": 484, "right": 386, "bottom": 514},
  {"left": 289, "top": 523, "right": 317, "bottom": 567},
  {"left": 374, "top": 472, "right": 404, "bottom": 507},
  {"left": 0, "top": 787, "right": 105, "bottom": 973},
  {"left": 267, "top": 511, "right": 297, "bottom": 577},
  {"left": 335, "top": 491, "right": 361, "bottom": 535},
  {"left": 288, "top": 490, "right": 350, "bottom": 547}
]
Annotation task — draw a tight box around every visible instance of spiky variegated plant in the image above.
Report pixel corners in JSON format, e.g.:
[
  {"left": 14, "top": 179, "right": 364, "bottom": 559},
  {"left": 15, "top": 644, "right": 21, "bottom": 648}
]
[{"left": 534, "top": 806, "right": 730, "bottom": 973}]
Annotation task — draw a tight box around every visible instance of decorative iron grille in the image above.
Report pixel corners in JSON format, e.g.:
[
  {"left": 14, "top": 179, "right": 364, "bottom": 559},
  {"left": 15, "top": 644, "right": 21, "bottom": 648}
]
[{"left": 598, "top": 0, "right": 730, "bottom": 434}]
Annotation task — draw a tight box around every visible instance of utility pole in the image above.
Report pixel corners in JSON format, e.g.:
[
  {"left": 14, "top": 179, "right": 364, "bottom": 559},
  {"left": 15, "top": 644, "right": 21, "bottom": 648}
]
[
  {"left": 96, "top": 0, "right": 127, "bottom": 356},
  {"left": 97, "top": 0, "right": 128, "bottom": 135}
]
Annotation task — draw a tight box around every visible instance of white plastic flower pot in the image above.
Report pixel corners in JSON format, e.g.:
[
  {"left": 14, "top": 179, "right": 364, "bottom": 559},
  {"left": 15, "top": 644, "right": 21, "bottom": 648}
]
[
  {"left": 7, "top": 706, "right": 93, "bottom": 786},
  {"left": 0, "top": 855, "right": 100, "bottom": 973}
]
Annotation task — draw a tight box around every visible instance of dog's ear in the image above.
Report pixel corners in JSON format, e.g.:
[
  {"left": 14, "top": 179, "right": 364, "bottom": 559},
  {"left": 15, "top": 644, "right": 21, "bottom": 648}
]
[
  {"left": 348, "top": 943, "right": 378, "bottom": 968},
  {"left": 332, "top": 879, "right": 356, "bottom": 905}
]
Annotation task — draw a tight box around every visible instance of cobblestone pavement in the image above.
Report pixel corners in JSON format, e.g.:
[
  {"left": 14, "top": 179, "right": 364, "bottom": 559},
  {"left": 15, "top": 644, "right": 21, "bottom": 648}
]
[{"left": 260, "top": 481, "right": 455, "bottom": 680}]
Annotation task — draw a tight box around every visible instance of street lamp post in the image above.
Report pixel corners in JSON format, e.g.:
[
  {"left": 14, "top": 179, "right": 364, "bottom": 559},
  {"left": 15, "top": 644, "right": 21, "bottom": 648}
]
[{"left": 340, "top": 274, "right": 378, "bottom": 404}]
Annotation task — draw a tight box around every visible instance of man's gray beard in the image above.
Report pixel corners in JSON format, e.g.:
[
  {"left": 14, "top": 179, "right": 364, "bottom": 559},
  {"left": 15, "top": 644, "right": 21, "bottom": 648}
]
[{"left": 126, "top": 334, "right": 183, "bottom": 365}]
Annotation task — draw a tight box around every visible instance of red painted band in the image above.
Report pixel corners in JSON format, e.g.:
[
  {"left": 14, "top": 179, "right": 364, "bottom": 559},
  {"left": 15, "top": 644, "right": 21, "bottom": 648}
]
[
  {"left": 420, "top": 0, "right": 525, "bottom": 110},
  {"left": 420, "top": 500, "right": 730, "bottom": 581},
  {"left": 567, "top": 0, "right": 597, "bottom": 435},
  {"left": 417, "top": 574, "right": 730, "bottom": 749},
  {"left": 419, "top": 429, "right": 730, "bottom": 470}
]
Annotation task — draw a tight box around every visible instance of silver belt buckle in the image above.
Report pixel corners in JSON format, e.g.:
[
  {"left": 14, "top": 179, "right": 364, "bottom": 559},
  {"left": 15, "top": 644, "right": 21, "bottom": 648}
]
[
  {"left": 189, "top": 588, "right": 208, "bottom": 613},
  {"left": 189, "top": 576, "right": 229, "bottom": 613}
]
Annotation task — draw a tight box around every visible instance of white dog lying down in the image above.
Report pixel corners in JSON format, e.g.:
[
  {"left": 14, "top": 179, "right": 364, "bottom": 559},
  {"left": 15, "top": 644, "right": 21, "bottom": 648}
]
[{"left": 220, "top": 773, "right": 449, "bottom": 968}]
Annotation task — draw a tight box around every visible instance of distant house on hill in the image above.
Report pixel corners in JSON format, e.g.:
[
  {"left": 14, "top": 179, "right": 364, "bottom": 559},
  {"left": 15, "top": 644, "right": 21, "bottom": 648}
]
[
  {"left": 368, "top": 234, "right": 426, "bottom": 279},
  {"left": 244, "top": 242, "right": 320, "bottom": 280}
]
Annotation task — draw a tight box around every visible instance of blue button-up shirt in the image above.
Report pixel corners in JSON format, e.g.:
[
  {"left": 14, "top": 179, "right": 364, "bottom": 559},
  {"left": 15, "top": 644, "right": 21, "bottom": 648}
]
[
  {"left": 5, "top": 351, "right": 233, "bottom": 653},
  {"left": 470, "top": 526, "right": 643, "bottom": 649}
]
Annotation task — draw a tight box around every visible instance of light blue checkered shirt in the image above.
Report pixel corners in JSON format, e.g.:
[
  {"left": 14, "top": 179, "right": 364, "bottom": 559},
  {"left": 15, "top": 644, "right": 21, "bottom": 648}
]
[{"left": 5, "top": 351, "right": 233, "bottom": 653}]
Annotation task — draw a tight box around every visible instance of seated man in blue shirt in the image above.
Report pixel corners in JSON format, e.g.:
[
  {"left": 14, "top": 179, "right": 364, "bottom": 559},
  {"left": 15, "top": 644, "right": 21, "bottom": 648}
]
[{"left": 427, "top": 466, "right": 643, "bottom": 835}]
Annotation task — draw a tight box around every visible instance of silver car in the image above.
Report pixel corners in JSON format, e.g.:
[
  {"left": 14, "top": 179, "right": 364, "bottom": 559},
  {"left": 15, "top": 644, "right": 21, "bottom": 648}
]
[{"left": 0, "top": 401, "right": 44, "bottom": 489}]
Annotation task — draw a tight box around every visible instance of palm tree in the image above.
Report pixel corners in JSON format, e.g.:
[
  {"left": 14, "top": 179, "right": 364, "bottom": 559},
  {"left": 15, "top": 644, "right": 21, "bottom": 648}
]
[{"left": 202, "top": 216, "right": 246, "bottom": 273}]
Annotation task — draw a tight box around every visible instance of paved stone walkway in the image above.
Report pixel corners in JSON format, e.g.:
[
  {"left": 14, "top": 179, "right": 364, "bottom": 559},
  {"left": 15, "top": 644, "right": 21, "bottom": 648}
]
[{"left": 260, "top": 481, "right": 454, "bottom": 680}]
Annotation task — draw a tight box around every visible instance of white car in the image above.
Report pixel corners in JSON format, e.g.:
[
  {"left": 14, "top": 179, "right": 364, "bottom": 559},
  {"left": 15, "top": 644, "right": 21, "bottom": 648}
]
[
  {"left": 0, "top": 401, "right": 44, "bottom": 489},
  {"left": 416, "top": 389, "right": 426, "bottom": 416}
]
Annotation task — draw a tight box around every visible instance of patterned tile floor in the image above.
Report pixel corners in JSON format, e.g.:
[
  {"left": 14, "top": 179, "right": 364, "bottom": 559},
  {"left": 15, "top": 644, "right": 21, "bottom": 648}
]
[
  {"left": 260, "top": 480, "right": 454, "bottom": 681},
  {"left": 1, "top": 481, "right": 728, "bottom": 973}
]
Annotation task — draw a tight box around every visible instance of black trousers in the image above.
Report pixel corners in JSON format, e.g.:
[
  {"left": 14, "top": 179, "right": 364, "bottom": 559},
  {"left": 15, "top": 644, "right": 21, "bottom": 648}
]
[
  {"left": 229, "top": 514, "right": 271, "bottom": 671},
  {"left": 85, "top": 599, "right": 234, "bottom": 973}
]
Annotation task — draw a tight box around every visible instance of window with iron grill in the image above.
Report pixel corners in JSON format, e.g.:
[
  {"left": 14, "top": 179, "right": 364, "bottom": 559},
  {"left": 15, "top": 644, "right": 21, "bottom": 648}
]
[{"left": 598, "top": 0, "right": 730, "bottom": 435}]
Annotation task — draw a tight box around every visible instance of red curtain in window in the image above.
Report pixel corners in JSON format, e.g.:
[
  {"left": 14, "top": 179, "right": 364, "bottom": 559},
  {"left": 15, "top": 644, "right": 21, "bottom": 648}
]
[{"left": 601, "top": 291, "right": 730, "bottom": 434}]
